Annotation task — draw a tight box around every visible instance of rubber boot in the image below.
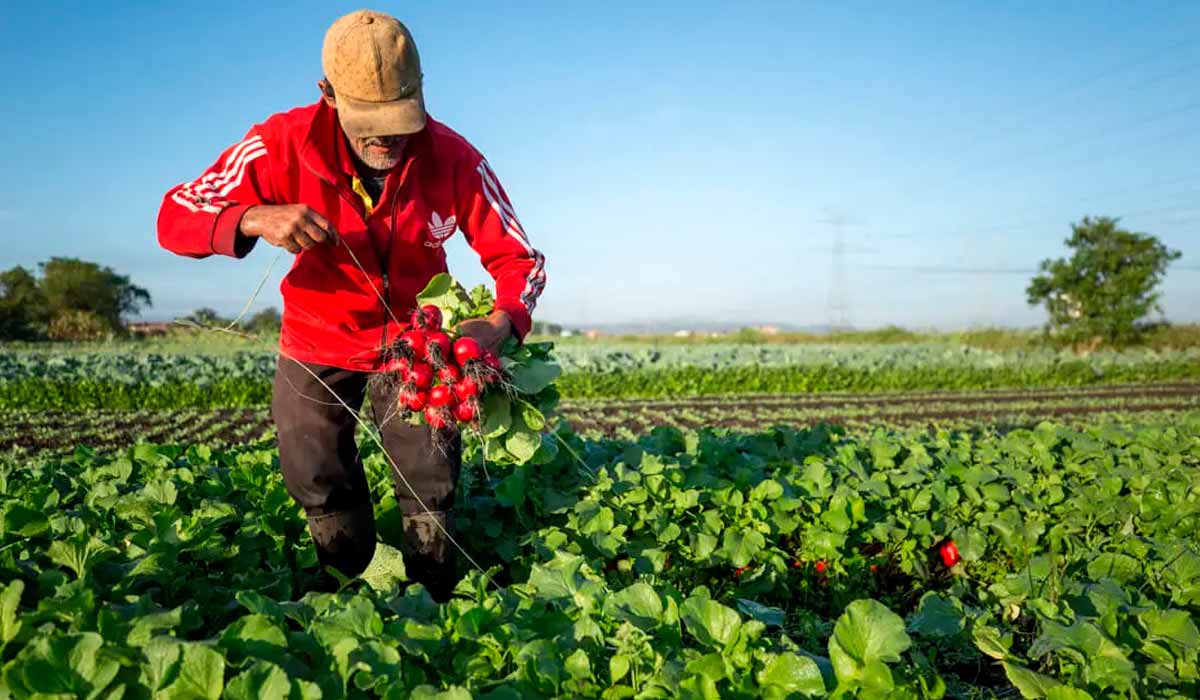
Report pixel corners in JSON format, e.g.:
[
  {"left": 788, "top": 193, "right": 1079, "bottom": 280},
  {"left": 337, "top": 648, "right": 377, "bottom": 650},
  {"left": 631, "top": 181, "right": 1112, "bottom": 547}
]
[
  {"left": 402, "top": 510, "right": 458, "bottom": 603},
  {"left": 307, "top": 504, "right": 377, "bottom": 584}
]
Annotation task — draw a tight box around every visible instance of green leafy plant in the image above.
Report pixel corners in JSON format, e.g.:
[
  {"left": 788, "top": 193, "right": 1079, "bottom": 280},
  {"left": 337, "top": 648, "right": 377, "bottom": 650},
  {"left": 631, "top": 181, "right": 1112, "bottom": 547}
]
[{"left": 1027, "top": 216, "right": 1183, "bottom": 348}]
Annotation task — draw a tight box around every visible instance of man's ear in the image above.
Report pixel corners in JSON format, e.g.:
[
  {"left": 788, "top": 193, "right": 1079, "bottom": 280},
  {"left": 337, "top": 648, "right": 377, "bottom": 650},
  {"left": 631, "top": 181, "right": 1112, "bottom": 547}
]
[{"left": 317, "top": 79, "right": 336, "bottom": 109}]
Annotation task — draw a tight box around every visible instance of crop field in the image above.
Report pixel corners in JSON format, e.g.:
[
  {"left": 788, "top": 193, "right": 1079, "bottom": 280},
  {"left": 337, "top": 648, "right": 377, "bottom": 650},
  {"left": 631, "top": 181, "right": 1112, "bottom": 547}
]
[
  {"left": 1, "top": 341, "right": 1198, "bottom": 698},
  {"left": 3, "top": 344, "right": 1200, "bottom": 409},
  {"left": 3, "top": 381, "right": 1200, "bottom": 457}
]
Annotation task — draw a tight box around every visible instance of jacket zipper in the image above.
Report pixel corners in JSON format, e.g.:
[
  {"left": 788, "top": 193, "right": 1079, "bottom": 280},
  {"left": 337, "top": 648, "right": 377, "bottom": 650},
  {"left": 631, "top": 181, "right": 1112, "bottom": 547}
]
[
  {"left": 381, "top": 190, "right": 400, "bottom": 354},
  {"left": 301, "top": 159, "right": 395, "bottom": 365}
]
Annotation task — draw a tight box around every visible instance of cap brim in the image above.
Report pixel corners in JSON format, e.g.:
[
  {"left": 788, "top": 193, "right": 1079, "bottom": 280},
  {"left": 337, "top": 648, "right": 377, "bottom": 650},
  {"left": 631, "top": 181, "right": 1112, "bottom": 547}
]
[{"left": 335, "top": 91, "right": 427, "bottom": 138}]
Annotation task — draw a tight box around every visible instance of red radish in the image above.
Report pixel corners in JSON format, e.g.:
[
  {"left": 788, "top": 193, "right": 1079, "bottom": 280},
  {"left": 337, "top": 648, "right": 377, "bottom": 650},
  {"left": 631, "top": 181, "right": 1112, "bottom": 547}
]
[
  {"left": 400, "top": 330, "right": 427, "bottom": 360},
  {"left": 483, "top": 352, "right": 502, "bottom": 370},
  {"left": 438, "top": 365, "right": 461, "bottom": 384},
  {"left": 420, "top": 305, "right": 442, "bottom": 329},
  {"left": 734, "top": 564, "right": 752, "bottom": 577},
  {"left": 407, "top": 362, "right": 433, "bottom": 389},
  {"left": 939, "top": 540, "right": 961, "bottom": 567},
  {"left": 424, "top": 406, "right": 450, "bottom": 430},
  {"left": 410, "top": 305, "right": 441, "bottom": 330},
  {"left": 380, "top": 356, "right": 409, "bottom": 374},
  {"left": 453, "top": 401, "right": 477, "bottom": 423},
  {"left": 870, "top": 564, "right": 879, "bottom": 573},
  {"left": 404, "top": 390, "right": 428, "bottom": 412},
  {"left": 791, "top": 560, "right": 802, "bottom": 569},
  {"left": 428, "top": 385, "right": 453, "bottom": 408},
  {"left": 453, "top": 337, "right": 483, "bottom": 365},
  {"left": 453, "top": 377, "right": 479, "bottom": 402},
  {"left": 451, "top": 401, "right": 477, "bottom": 422},
  {"left": 425, "top": 331, "right": 453, "bottom": 366},
  {"left": 814, "top": 560, "right": 827, "bottom": 574}
]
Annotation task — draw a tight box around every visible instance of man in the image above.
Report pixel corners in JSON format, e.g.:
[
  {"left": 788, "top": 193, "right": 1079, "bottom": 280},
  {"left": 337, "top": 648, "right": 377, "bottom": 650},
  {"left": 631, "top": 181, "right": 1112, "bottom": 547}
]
[{"left": 157, "top": 9, "right": 546, "bottom": 601}]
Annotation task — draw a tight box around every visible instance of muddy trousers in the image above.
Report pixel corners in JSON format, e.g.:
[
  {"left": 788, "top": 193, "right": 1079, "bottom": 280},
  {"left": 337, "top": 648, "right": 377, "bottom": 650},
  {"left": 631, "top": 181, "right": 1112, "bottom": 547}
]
[{"left": 271, "top": 356, "right": 462, "bottom": 599}]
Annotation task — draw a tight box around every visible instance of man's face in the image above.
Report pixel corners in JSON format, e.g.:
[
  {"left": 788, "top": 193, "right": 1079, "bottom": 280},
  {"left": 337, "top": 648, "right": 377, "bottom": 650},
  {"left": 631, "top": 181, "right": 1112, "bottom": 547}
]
[
  {"left": 319, "top": 79, "right": 411, "bottom": 171},
  {"left": 347, "top": 133, "right": 409, "bottom": 171}
]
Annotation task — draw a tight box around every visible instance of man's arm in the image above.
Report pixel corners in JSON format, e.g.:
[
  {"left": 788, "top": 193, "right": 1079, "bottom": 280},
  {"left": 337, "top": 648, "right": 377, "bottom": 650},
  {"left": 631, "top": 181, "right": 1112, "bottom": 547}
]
[
  {"left": 157, "top": 128, "right": 275, "bottom": 259},
  {"left": 454, "top": 156, "right": 546, "bottom": 346},
  {"left": 158, "top": 127, "right": 336, "bottom": 257}
]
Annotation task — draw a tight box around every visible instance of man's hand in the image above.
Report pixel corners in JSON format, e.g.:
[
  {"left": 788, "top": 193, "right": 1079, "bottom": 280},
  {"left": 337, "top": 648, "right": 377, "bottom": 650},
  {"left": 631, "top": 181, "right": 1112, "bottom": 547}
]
[
  {"left": 239, "top": 205, "right": 337, "bottom": 254},
  {"left": 456, "top": 311, "right": 513, "bottom": 356}
]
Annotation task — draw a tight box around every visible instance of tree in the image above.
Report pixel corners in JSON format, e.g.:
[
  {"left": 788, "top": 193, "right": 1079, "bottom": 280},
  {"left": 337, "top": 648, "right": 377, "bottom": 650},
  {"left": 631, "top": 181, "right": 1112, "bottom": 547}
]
[
  {"left": 530, "top": 320, "right": 564, "bottom": 336},
  {"left": 38, "top": 257, "right": 151, "bottom": 331},
  {"left": 47, "top": 310, "right": 111, "bottom": 341},
  {"left": 0, "top": 266, "right": 51, "bottom": 340},
  {"left": 184, "top": 308, "right": 229, "bottom": 326},
  {"left": 1026, "top": 216, "right": 1181, "bottom": 346},
  {"left": 244, "top": 307, "right": 282, "bottom": 333}
]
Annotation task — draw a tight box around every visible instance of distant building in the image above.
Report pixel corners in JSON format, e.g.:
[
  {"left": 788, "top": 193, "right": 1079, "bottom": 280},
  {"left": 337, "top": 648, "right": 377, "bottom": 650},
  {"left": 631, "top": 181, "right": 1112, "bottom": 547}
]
[
  {"left": 755, "top": 325, "right": 781, "bottom": 336},
  {"left": 126, "top": 321, "right": 174, "bottom": 336},
  {"left": 673, "top": 330, "right": 692, "bottom": 338}
]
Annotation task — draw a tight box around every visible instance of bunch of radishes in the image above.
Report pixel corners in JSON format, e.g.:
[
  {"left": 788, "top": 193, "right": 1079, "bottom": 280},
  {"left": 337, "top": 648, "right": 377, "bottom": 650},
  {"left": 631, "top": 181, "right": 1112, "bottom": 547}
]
[{"left": 381, "top": 305, "right": 504, "bottom": 431}]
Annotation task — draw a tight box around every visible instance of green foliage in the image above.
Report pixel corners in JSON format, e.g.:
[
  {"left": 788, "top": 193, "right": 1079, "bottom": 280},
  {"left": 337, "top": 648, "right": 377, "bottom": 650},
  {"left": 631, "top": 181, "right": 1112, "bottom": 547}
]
[
  {"left": 414, "top": 272, "right": 494, "bottom": 328},
  {"left": 3, "top": 345, "right": 1199, "bottom": 410},
  {"left": 530, "top": 320, "right": 564, "bottom": 336},
  {"left": 0, "top": 413, "right": 1198, "bottom": 697},
  {"left": 412, "top": 274, "right": 560, "bottom": 465},
  {"left": 0, "top": 266, "right": 51, "bottom": 340},
  {"left": 184, "top": 307, "right": 230, "bottom": 326},
  {"left": 47, "top": 310, "right": 112, "bottom": 342},
  {"left": 1027, "top": 216, "right": 1182, "bottom": 347},
  {"left": 38, "top": 257, "right": 152, "bottom": 330},
  {"left": 552, "top": 360, "right": 1200, "bottom": 399},
  {"left": 244, "top": 306, "right": 282, "bottom": 334},
  {"left": 0, "top": 258, "right": 151, "bottom": 341}
]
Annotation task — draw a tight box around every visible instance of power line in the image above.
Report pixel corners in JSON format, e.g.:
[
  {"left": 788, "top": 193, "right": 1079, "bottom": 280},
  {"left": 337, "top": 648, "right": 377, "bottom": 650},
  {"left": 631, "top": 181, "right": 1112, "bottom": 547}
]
[
  {"left": 863, "top": 263, "right": 1200, "bottom": 275},
  {"left": 851, "top": 42, "right": 1200, "bottom": 216},
  {"left": 949, "top": 47, "right": 1200, "bottom": 159},
  {"left": 862, "top": 264, "right": 1035, "bottom": 275},
  {"left": 872, "top": 192, "right": 1200, "bottom": 243},
  {"left": 953, "top": 100, "right": 1200, "bottom": 179}
]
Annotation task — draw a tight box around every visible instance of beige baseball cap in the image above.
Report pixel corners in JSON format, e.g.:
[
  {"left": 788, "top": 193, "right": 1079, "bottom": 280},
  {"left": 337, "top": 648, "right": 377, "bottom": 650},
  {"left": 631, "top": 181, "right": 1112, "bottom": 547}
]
[{"left": 322, "top": 10, "right": 427, "bottom": 137}]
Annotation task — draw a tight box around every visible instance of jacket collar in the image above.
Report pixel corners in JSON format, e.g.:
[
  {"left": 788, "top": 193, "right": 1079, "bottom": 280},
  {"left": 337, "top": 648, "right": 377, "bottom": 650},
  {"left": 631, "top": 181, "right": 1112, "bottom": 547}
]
[{"left": 300, "top": 99, "right": 433, "bottom": 187}]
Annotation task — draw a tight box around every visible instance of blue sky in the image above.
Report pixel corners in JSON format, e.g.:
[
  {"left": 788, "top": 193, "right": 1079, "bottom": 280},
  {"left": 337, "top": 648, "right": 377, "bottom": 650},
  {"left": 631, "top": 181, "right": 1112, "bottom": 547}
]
[{"left": 2, "top": 1, "right": 1198, "bottom": 330}]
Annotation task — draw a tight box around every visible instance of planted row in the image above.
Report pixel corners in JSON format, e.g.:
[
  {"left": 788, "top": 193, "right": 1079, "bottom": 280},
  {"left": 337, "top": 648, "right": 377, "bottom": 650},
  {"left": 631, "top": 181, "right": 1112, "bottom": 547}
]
[
  {"left": 3, "top": 414, "right": 1197, "bottom": 696},
  {"left": 5, "top": 363, "right": 1200, "bottom": 410}
]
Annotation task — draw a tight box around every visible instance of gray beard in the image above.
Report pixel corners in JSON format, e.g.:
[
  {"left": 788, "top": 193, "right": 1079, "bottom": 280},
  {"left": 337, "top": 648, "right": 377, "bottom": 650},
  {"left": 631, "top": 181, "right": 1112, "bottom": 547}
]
[{"left": 354, "top": 146, "right": 403, "bottom": 171}]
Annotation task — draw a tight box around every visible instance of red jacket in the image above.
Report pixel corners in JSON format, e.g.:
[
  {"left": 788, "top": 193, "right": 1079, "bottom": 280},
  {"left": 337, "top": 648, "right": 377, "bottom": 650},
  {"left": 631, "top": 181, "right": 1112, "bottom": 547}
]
[{"left": 157, "top": 100, "right": 545, "bottom": 371}]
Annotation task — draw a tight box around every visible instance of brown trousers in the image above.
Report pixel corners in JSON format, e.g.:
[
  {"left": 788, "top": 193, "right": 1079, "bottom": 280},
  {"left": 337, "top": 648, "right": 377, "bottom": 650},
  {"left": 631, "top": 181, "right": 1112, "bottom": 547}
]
[{"left": 271, "top": 356, "right": 462, "bottom": 577}]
